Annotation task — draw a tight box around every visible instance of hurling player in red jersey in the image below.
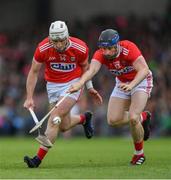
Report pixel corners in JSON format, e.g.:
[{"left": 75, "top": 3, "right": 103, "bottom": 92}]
[
  {"left": 23, "top": 21, "right": 102, "bottom": 168},
  {"left": 69, "top": 29, "right": 153, "bottom": 165}
]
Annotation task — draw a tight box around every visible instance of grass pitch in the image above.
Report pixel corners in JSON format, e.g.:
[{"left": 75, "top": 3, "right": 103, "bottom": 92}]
[{"left": 0, "top": 137, "right": 171, "bottom": 179}]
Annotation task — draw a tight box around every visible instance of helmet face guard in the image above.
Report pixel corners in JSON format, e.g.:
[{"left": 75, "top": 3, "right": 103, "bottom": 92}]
[
  {"left": 49, "top": 21, "right": 69, "bottom": 41},
  {"left": 49, "top": 38, "right": 69, "bottom": 52},
  {"left": 49, "top": 21, "right": 69, "bottom": 52},
  {"left": 98, "top": 29, "right": 120, "bottom": 59}
]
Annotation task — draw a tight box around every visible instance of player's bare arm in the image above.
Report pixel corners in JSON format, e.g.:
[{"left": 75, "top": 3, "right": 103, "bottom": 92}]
[
  {"left": 119, "top": 56, "right": 150, "bottom": 92},
  {"left": 69, "top": 59, "right": 103, "bottom": 104},
  {"left": 69, "top": 59, "right": 101, "bottom": 92},
  {"left": 68, "top": 56, "right": 89, "bottom": 92},
  {"left": 23, "top": 58, "right": 42, "bottom": 109}
]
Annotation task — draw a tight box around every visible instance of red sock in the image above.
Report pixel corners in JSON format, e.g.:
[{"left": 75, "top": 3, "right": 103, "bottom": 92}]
[
  {"left": 37, "top": 147, "right": 48, "bottom": 160},
  {"left": 141, "top": 112, "right": 147, "bottom": 123},
  {"left": 134, "top": 141, "right": 144, "bottom": 155},
  {"left": 79, "top": 114, "right": 86, "bottom": 124},
  {"left": 134, "top": 141, "right": 143, "bottom": 151}
]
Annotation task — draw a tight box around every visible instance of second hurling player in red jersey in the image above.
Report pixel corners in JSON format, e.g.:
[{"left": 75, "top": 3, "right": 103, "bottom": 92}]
[
  {"left": 23, "top": 21, "right": 102, "bottom": 168},
  {"left": 93, "top": 40, "right": 143, "bottom": 82},
  {"left": 69, "top": 29, "right": 153, "bottom": 165}
]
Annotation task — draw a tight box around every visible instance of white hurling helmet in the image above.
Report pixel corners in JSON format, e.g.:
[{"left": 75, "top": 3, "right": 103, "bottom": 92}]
[{"left": 49, "top": 21, "right": 69, "bottom": 41}]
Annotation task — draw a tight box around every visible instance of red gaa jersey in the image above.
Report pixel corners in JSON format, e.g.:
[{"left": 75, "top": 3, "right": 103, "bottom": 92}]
[
  {"left": 93, "top": 40, "right": 142, "bottom": 82},
  {"left": 34, "top": 37, "right": 89, "bottom": 83}
]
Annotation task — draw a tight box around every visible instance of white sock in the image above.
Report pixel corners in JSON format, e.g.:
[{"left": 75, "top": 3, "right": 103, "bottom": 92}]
[{"left": 134, "top": 149, "right": 144, "bottom": 155}]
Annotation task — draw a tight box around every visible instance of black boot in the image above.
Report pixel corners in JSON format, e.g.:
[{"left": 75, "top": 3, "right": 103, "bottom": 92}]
[
  {"left": 83, "top": 111, "right": 94, "bottom": 139},
  {"left": 24, "top": 155, "right": 41, "bottom": 168},
  {"left": 142, "top": 111, "right": 151, "bottom": 141}
]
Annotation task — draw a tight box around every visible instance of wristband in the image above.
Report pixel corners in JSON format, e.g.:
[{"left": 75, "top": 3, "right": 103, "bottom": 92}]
[{"left": 85, "top": 80, "right": 93, "bottom": 89}]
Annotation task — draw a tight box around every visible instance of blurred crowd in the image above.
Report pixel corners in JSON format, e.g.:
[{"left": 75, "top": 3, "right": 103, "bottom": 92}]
[{"left": 0, "top": 11, "right": 171, "bottom": 137}]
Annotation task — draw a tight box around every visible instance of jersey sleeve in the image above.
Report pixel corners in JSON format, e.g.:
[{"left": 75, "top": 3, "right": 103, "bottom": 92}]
[
  {"left": 127, "top": 42, "right": 142, "bottom": 63},
  {"left": 92, "top": 50, "right": 104, "bottom": 64},
  {"left": 34, "top": 46, "right": 45, "bottom": 63}
]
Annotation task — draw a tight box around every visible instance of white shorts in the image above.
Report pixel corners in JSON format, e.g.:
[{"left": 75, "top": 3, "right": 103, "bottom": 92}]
[
  {"left": 111, "top": 73, "right": 153, "bottom": 99},
  {"left": 46, "top": 78, "right": 82, "bottom": 103}
]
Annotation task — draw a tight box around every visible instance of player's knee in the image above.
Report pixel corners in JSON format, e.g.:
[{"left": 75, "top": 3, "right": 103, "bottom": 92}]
[
  {"left": 50, "top": 112, "right": 64, "bottom": 126},
  {"left": 107, "top": 117, "right": 122, "bottom": 127},
  {"left": 129, "top": 112, "right": 139, "bottom": 126}
]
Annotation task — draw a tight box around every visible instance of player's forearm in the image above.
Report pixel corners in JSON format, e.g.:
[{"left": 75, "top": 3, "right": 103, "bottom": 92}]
[
  {"left": 79, "top": 60, "right": 100, "bottom": 86},
  {"left": 130, "top": 68, "right": 150, "bottom": 88},
  {"left": 26, "top": 71, "right": 38, "bottom": 99},
  {"left": 79, "top": 68, "right": 97, "bottom": 86}
]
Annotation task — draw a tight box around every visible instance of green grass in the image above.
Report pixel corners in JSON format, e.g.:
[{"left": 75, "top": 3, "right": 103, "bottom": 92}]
[{"left": 0, "top": 137, "right": 171, "bottom": 179}]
